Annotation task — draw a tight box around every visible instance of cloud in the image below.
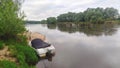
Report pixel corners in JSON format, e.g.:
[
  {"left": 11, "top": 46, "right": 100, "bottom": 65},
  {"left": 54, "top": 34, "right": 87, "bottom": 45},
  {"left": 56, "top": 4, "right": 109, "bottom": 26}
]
[{"left": 21, "top": 0, "right": 120, "bottom": 20}]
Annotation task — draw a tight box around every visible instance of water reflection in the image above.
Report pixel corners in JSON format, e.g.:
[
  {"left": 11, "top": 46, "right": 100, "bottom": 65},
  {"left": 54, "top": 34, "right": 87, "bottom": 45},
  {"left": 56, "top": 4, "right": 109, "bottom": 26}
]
[
  {"left": 26, "top": 24, "right": 120, "bottom": 68},
  {"left": 47, "top": 24, "right": 57, "bottom": 29},
  {"left": 47, "top": 24, "right": 117, "bottom": 36},
  {"left": 39, "top": 53, "right": 55, "bottom": 62}
]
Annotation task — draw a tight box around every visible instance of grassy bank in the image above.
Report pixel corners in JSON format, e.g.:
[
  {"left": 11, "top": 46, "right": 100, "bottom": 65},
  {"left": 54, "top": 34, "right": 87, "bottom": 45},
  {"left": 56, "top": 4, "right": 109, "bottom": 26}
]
[{"left": 0, "top": 36, "right": 39, "bottom": 68}]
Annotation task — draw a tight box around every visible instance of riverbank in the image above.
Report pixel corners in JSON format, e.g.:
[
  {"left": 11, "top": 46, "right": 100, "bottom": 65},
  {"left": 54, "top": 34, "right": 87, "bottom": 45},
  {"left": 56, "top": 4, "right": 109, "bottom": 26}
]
[
  {"left": 0, "top": 31, "right": 46, "bottom": 68},
  {"left": 25, "top": 31, "right": 46, "bottom": 41}
]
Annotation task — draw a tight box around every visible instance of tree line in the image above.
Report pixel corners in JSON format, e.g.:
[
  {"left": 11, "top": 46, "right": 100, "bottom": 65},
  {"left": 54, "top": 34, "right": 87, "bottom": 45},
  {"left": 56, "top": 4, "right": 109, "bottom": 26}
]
[
  {"left": 40, "top": 7, "right": 120, "bottom": 24},
  {"left": 25, "top": 20, "right": 41, "bottom": 24}
]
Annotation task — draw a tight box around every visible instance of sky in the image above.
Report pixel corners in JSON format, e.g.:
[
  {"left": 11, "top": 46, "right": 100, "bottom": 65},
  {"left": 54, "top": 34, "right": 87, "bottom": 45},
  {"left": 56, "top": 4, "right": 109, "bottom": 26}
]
[{"left": 21, "top": 0, "right": 120, "bottom": 21}]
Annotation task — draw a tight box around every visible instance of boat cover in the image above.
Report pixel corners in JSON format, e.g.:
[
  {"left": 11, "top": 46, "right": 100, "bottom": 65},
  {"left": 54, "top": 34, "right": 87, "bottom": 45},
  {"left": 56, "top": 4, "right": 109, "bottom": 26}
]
[{"left": 31, "top": 39, "right": 51, "bottom": 49}]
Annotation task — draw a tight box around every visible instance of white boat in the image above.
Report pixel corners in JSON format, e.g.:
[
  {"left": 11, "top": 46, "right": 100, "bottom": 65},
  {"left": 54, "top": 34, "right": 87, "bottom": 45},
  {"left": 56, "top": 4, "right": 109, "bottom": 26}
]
[{"left": 29, "top": 39, "right": 55, "bottom": 58}]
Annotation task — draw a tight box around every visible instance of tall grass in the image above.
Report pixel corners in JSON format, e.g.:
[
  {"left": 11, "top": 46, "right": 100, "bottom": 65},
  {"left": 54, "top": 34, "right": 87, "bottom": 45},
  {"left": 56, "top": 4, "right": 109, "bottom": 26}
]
[
  {"left": 0, "top": 41, "right": 4, "bottom": 49},
  {"left": 8, "top": 40, "right": 39, "bottom": 65},
  {"left": 0, "top": 35, "right": 39, "bottom": 68},
  {"left": 0, "top": 60, "right": 17, "bottom": 68}
]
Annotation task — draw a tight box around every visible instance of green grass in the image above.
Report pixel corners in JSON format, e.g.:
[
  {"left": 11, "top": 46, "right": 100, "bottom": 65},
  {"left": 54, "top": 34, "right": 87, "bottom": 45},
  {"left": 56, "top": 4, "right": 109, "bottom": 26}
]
[
  {"left": 0, "top": 41, "right": 4, "bottom": 49},
  {"left": 0, "top": 36, "right": 39, "bottom": 68},
  {"left": 8, "top": 42, "right": 39, "bottom": 67},
  {"left": 0, "top": 60, "right": 17, "bottom": 68},
  {"left": 15, "top": 44, "right": 39, "bottom": 64}
]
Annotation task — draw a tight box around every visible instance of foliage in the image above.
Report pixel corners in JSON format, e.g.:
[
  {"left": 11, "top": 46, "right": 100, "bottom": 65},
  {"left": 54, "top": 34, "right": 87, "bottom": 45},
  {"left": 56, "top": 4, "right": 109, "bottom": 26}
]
[
  {"left": 57, "top": 12, "right": 76, "bottom": 22},
  {"left": 25, "top": 21, "right": 41, "bottom": 24},
  {"left": 0, "top": 60, "right": 36, "bottom": 68},
  {"left": 0, "top": 60, "right": 17, "bottom": 68},
  {"left": 47, "top": 17, "right": 57, "bottom": 24},
  {"left": 9, "top": 43, "right": 39, "bottom": 65},
  {"left": 75, "top": 12, "right": 85, "bottom": 22},
  {"left": 7, "top": 39, "right": 39, "bottom": 68},
  {"left": 104, "top": 7, "right": 119, "bottom": 20},
  {"left": 83, "top": 7, "right": 105, "bottom": 23},
  {"left": 40, "top": 7, "right": 119, "bottom": 24},
  {"left": 1, "top": 36, "right": 38, "bottom": 68},
  {"left": 40, "top": 20, "right": 47, "bottom": 24},
  {"left": 3, "top": 35, "right": 28, "bottom": 46},
  {"left": 16, "top": 45, "right": 38, "bottom": 64},
  {"left": 0, "top": 41, "right": 4, "bottom": 49},
  {"left": 118, "top": 15, "right": 120, "bottom": 20},
  {"left": 0, "top": 0, "right": 39, "bottom": 68},
  {"left": 0, "top": 0, "right": 25, "bottom": 40}
]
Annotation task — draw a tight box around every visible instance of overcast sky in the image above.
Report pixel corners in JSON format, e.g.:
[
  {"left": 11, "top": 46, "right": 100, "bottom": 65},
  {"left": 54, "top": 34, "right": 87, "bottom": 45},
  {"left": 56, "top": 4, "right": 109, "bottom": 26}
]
[{"left": 21, "top": 0, "right": 120, "bottom": 21}]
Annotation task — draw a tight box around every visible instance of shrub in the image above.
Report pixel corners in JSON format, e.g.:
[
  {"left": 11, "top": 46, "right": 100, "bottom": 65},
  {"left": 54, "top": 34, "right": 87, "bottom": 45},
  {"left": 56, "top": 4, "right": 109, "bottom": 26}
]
[
  {"left": 8, "top": 43, "right": 39, "bottom": 67},
  {"left": 0, "top": 60, "right": 17, "bottom": 68},
  {"left": 15, "top": 45, "right": 39, "bottom": 64},
  {"left": 0, "top": 41, "right": 4, "bottom": 49},
  {"left": 4, "top": 35, "right": 28, "bottom": 46},
  {"left": 0, "top": 0, "right": 25, "bottom": 40},
  {"left": 9, "top": 43, "right": 39, "bottom": 65}
]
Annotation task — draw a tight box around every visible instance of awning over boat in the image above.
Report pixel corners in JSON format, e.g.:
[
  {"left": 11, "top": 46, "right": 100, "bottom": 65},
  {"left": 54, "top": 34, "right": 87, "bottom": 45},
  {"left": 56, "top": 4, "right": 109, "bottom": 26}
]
[{"left": 31, "top": 39, "right": 50, "bottom": 49}]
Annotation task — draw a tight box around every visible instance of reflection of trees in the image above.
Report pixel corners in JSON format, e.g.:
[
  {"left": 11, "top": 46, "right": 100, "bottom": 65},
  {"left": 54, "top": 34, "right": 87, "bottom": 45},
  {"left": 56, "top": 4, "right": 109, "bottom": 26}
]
[
  {"left": 78, "top": 25, "right": 103, "bottom": 36},
  {"left": 104, "top": 29, "right": 117, "bottom": 36},
  {"left": 56, "top": 23, "right": 118, "bottom": 36},
  {"left": 41, "top": 24, "right": 47, "bottom": 27},
  {"left": 47, "top": 24, "right": 57, "bottom": 29},
  {"left": 103, "top": 24, "right": 117, "bottom": 36},
  {"left": 57, "top": 24, "right": 77, "bottom": 33}
]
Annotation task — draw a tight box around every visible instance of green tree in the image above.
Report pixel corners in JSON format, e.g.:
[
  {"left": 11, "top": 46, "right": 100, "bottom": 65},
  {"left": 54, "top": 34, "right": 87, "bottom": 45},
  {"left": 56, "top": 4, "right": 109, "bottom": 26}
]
[
  {"left": 0, "top": 0, "right": 25, "bottom": 40},
  {"left": 83, "top": 8, "right": 104, "bottom": 23},
  {"left": 40, "top": 20, "right": 47, "bottom": 24},
  {"left": 57, "top": 14, "right": 67, "bottom": 22},
  {"left": 75, "top": 12, "right": 85, "bottom": 22},
  {"left": 118, "top": 15, "right": 120, "bottom": 20},
  {"left": 47, "top": 17, "right": 57, "bottom": 24},
  {"left": 104, "top": 7, "right": 119, "bottom": 20},
  {"left": 57, "top": 12, "right": 76, "bottom": 22},
  {"left": 66, "top": 12, "right": 76, "bottom": 22},
  {"left": 41, "top": 7, "right": 120, "bottom": 24}
]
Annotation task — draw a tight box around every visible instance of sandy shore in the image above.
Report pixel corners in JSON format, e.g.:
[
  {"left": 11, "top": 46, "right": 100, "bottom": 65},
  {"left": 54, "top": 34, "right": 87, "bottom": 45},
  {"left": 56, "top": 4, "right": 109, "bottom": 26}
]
[{"left": 25, "top": 31, "right": 46, "bottom": 42}]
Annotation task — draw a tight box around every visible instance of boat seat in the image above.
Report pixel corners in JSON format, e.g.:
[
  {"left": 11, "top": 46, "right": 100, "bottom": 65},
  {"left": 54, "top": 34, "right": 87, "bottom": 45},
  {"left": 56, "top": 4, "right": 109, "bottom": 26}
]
[{"left": 31, "top": 39, "right": 51, "bottom": 49}]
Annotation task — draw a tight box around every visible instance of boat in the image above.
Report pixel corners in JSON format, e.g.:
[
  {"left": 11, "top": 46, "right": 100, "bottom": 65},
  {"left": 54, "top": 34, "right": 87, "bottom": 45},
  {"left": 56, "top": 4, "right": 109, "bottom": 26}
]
[{"left": 30, "top": 38, "right": 55, "bottom": 57}]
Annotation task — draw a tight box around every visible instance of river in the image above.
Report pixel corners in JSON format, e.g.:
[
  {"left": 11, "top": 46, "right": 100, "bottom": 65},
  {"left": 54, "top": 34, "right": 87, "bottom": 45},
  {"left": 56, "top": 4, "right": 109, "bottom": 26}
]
[{"left": 26, "top": 24, "right": 120, "bottom": 68}]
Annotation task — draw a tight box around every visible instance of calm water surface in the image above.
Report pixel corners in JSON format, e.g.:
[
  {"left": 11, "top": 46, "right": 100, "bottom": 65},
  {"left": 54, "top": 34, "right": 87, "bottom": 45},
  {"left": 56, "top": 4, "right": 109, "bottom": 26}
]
[{"left": 26, "top": 24, "right": 120, "bottom": 68}]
